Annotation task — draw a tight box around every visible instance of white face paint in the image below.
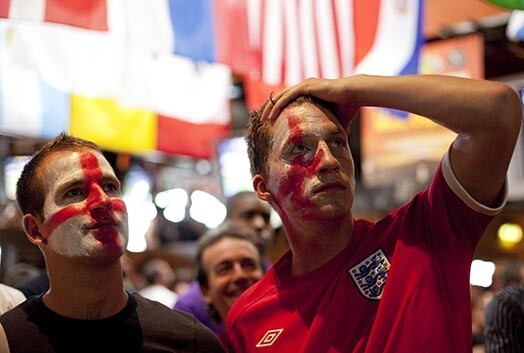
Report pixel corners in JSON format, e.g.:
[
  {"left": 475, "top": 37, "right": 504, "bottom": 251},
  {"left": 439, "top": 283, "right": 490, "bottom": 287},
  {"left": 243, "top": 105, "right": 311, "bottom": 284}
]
[{"left": 39, "top": 150, "right": 128, "bottom": 258}]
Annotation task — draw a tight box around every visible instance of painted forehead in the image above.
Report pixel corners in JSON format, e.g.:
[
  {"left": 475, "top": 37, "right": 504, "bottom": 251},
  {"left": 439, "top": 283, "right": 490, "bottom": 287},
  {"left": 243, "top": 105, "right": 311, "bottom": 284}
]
[
  {"left": 40, "top": 149, "right": 115, "bottom": 189},
  {"left": 272, "top": 104, "right": 345, "bottom": 144}
]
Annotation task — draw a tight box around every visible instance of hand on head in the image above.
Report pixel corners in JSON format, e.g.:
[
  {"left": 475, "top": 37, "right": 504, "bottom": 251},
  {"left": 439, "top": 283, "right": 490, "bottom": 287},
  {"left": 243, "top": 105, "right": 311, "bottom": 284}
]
[{"left": 262, "top": 77, "right": 361, "bottom": 129}]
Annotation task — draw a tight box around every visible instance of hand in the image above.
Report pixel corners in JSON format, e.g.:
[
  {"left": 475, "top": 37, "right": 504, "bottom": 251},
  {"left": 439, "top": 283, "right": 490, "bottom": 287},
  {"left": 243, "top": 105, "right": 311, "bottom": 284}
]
[{"left": 261, "top": 77, "right": 361, "bottom": 128}]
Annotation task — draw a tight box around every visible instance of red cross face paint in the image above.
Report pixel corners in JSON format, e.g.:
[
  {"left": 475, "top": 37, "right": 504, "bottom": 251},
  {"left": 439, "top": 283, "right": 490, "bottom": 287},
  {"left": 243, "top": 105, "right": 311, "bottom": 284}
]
[
  {"left": 267, "top": 103, "right": 355, "bottom": 220},
  {"left": 39, "top": 150, "right": 128, "bottom": 258}
]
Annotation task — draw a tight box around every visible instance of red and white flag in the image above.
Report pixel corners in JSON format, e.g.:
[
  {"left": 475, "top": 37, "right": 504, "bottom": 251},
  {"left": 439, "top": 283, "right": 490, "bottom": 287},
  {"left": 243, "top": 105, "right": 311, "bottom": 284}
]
[{"left": 0, "top": 0, "right": 109, "bottom": 31}]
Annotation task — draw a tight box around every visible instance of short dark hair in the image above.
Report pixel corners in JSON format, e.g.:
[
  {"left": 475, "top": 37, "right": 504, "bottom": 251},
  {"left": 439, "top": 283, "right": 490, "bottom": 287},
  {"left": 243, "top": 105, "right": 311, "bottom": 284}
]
[
  {"left": 245, "top": 96, "right": 336, "bottom": 176},
  {"left": 196, "top": 222, "right": 264, "bottom": 323},
  {"left": 16, "top": 132, "right": 102, "bottom": 219},
  {"left": 225, "top": 191, "right": 261, "bottom": 218}
]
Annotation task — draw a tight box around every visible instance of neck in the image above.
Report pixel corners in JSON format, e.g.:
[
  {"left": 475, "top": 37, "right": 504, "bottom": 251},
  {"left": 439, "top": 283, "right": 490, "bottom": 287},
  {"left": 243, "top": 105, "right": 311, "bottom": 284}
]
[
  {"left": 43, "top": 256, "right": 128, "bottom": 319},
  {"left": 282, "top": 214, "right": 354, "bottom": 276}
]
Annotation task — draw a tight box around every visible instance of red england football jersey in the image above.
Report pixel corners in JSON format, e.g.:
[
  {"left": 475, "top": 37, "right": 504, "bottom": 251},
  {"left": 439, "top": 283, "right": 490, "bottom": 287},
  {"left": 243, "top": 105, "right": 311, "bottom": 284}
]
[{"left": 225, "top": 153, "right": 504, "bottom": 353}]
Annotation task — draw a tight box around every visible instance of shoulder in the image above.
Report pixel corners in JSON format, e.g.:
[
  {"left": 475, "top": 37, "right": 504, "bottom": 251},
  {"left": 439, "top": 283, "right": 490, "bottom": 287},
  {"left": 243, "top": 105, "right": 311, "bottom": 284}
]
[
  {"left": 132, "top": 293, "right": 224, "bottom": 352},
  {"left": 132, "top": 292, "right": 217, "bottom": 334},
  {"left": 0, "top": 285, "right": 25, "bottom": 315},
  {"left": 0, "top": 295, "right": 39, "bottom": 324}
]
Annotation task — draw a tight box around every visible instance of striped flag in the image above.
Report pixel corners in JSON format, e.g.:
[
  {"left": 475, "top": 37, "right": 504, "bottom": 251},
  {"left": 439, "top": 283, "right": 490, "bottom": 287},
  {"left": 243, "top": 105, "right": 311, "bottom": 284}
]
[
  {"left": 213, "top": 0, "right": 424, "bottom": 109},
  {"left": 0, "top": 0, "right": 232, "bottom": 159},
  {"left": 0, "top": 0, "right": 108, "bottom": 31},
  {"left": 0, "top": 22, "right": 68, "bottom": 139},
  {"left": 0, "top": 0, "right": 423, "bottom": 158}
]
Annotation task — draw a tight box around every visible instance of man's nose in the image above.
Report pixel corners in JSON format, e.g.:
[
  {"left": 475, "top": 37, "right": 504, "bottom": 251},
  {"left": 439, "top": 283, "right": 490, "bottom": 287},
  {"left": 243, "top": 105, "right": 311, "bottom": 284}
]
[
  {"left": 88, "top": 184, "right": 113, "bottom": 217},
  {"left": 315, "top": 142, "right": 340, "bottom": 173},
  {"left": 231, "top": 263, "right": 249, "bottom": 281},
  {"left": 250, "top": 214, "right": 267, "bottom": 230}
]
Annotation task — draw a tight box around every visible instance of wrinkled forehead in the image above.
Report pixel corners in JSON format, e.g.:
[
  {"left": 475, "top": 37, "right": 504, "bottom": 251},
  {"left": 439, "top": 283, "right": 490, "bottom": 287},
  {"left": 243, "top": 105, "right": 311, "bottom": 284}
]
[
  {"left": 38, "top": 149, "right": 114, "bottom": 191},
  {"left": 204, "top": 237, "right": 260, "bottom": 264},
  {"left": 272, "top": 103, "right": 343, "bottom": 144}
]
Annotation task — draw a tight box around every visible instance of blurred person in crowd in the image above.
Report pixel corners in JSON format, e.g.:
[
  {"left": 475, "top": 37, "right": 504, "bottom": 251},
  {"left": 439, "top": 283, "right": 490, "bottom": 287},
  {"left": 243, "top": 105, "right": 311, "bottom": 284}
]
[
  {"left": 484, "top": 285, "right": 524, "bottom": 353},
  {"left": 225, "top": 75, "right": 522, "bottom": 353},
  {"left": 0, "top": 283, "right": 25, "bottom": 315},
  {"left": 3, "top": 263, "right": 40, "bottom": 288},
  {"left": 0, "top": 133, "right": 224, "bottom": 353},
  {"left": 472, "top": 285, "right": 493, "bottom": 353},
  {"left": 138, "top": 258, "right": 179, "bottom": 308},
  {"left": 196, "top": 222, "right": 265, "bottom": 344},
  {"left": 120, "top": 252, "right": 147, "bottom": 292},
  {"left": 174, "top": 191, "right": 274, "bottom": 335},
  {"left": 266, "top": 224, "right": 290, "bottom": 264},
  {"left": 13, "top": 269, "right": 49, "bottom": 298},
  {"left": 491, "top": 259, "right": 524, "bottom": 292},
  {"left": 225, "top": 191, "right": 274, "bottom": 255}
]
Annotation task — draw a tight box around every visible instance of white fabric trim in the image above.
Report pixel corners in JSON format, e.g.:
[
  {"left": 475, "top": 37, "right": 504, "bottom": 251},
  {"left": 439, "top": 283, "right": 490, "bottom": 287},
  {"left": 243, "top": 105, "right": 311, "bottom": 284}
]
[{"left": 441, "top": 149, "right": 507, "bottom": 216}]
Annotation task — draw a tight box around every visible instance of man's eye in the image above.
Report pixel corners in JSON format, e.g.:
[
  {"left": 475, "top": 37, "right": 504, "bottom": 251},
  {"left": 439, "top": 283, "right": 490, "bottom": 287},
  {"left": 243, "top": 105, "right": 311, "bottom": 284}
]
[
  {"left": 291, "top": 144, "right": 309, "bottom": 154},
  {"left": 331, "top": 139, "right": 344, "bottom": 148},
  {"left": 216, "top": 264, "right": 232, "bottom": 276},
  {"left": 103, "top": 183, "right": 119, "bottom": 194},
  {"left": 65, "top": 188, "right": 84, "bottom": 198},
  {"left": 241, "top": 259, "right": 258, "bottom": 271}
]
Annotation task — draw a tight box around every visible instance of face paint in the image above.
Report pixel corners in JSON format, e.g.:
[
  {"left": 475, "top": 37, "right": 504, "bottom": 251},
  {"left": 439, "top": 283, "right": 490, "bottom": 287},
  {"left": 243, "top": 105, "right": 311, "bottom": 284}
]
[
  {"left": 41, "top": 151, "right": 128, "bottom": 257},
  {"left": 268, "top": 103, "right": 355, "bottom": 222},
  {"left": 274, "top": 116, "right": 318, "bottom": 217}
]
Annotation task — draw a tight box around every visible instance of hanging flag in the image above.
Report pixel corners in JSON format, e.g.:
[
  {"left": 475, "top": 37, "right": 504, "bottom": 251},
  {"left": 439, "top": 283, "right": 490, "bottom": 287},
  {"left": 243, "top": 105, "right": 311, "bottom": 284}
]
[
  {"left": 213, "top": 0, "right": 424, "bottom": 109},
  {"left": 0, "top": 3, "right": 233, "bottom": 159},
  {"left": 168, "top": 0, "right": 216, "bottom": 62},
  {"left": 0, "top": 18, "right": 124, "bottom": 97},
  {"left": 213, "top": 0, "right": 260, "bottom": 76},
  {"left": 70, "top": 95, "right": 156, "bottom": 154},
  {"left": 0, "top": 22, "right": 68, "bottom": 139},
  {"left": 125, "top": 0, "right": 174, "bottom": 53},
  {"left": 0, "top": 1, "right": 423, "bottom": 160},
  {"left": 0, "top": 0, "right": 109, "bottom": 31},
  {"left": 119, "top": 51, "right": 232, "bottom": 159}
]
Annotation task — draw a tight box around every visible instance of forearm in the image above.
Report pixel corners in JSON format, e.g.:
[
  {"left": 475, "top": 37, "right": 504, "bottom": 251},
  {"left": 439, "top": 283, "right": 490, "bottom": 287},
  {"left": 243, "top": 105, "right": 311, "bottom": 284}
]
[{"left": 349, "top": 74, "right": 521, "bottom": 137}]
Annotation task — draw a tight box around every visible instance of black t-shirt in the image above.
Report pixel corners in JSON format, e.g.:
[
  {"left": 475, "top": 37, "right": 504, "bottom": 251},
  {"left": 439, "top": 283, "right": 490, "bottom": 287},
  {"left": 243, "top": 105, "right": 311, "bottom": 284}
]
[{"left": 0, "top": 292, "right": 224, "bottom": 353}]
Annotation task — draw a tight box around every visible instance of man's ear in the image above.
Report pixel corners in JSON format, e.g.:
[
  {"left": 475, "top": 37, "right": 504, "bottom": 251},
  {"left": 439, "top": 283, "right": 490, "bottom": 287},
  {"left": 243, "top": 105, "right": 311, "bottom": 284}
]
[
  {"left": 22, "top": 214, "right": 47, "bottom": 245},
  {"left": 253, "top": 174, "right": 272, "bottom": 203}
]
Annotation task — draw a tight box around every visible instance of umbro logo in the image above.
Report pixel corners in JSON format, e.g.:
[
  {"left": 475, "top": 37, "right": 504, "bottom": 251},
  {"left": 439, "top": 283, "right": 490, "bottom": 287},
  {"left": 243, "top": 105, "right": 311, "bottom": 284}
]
[{"left": 256, "top": 328, "right": 283, "bottom": 347}]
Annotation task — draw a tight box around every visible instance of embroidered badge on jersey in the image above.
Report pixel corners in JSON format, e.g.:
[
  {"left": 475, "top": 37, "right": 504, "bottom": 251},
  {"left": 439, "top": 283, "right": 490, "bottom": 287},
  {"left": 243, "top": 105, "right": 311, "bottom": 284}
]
[{"left": 348, "top": 249, "right": 391, "bottom": 300}]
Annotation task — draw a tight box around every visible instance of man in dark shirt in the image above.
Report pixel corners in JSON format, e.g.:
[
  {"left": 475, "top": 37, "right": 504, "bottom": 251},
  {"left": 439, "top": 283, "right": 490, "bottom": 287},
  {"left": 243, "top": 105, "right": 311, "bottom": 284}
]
[{"left": 0, "top": 133, "right": 224, "bottom": 353}]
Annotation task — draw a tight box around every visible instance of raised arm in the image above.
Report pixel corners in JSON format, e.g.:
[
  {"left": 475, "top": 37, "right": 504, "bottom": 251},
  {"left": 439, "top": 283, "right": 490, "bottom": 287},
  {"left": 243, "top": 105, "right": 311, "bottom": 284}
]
[{"left": 265, "top": 74, "right": 523, "bottom": 207}]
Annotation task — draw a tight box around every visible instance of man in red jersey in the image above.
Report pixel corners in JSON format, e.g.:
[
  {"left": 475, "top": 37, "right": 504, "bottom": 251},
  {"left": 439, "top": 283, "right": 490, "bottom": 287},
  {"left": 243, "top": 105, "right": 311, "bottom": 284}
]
[
  {"left": 0, "top": 133, "right": 224, "bottom": 353},
  {"left": 225, "top": 75, "right": 522, "bottom": 353}
]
